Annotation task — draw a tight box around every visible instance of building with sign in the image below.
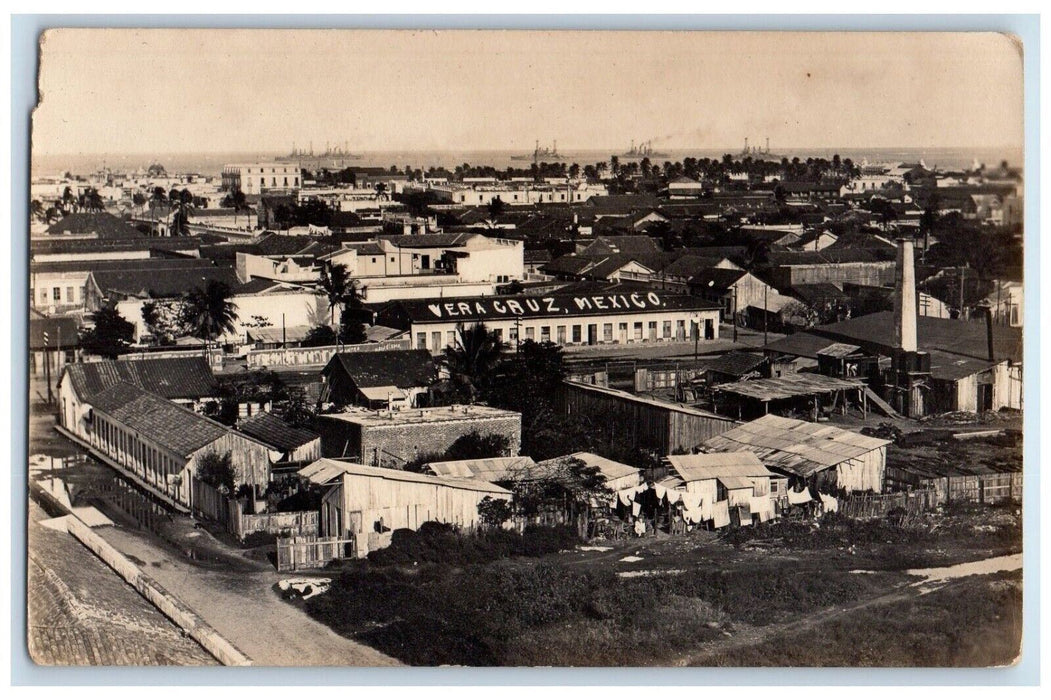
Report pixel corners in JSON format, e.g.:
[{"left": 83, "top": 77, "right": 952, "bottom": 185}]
[{"left": 376, "top": 291, "right": 723, "bottom": 353}]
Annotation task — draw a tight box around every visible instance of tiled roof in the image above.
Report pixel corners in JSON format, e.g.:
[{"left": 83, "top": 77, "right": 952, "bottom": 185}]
[
  {"left": 237, "top": 412, "right": 319, "bottom": 452},
  {"left": 326, "top": 349, "right": 436, "bottom": 389},
  {"left": 700, "top": 351, "right": 767, "bottom": 377},
  {"left": 90, "top": 266, "right": 240, "bottom": 298},
  {"left": 379, "top": 233, "right": 474, "bottom": 248},
  {"left": 46, "top": 213, "right": 143, "bottom": 240},
  {"left": 581, "top": 235, "right": 662, "bottom": 257},
  {"left": 60, "top": 356, "right": 218, "bottom": 401},
  {"left": 426, "top": 456, "right": 537, "bottom": 482},
  {"left": 767, "top": 249, "right": 889, "bottom": 266},
  {"left": 90, "top": 383, "right": 229, "bottom": 457}
]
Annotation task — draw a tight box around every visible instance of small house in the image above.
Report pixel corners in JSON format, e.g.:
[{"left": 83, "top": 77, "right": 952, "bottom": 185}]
[
  {"left": 299, "top": 458, "right": 512, "bottom": 557},
  {"left": 321, "top": 349, "right": 436, "bottom": 409}
]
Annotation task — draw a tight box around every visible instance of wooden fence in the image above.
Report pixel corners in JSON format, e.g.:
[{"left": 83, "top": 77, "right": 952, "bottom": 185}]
[
  {"left": 839, "top": 489, "right": 938, "bottom": 520},
  {"left": 276, "top": 535, "right": 356, "bottom": 572},
  {"left": 191, "top": 478, "right": 318, "bottom": 541}
]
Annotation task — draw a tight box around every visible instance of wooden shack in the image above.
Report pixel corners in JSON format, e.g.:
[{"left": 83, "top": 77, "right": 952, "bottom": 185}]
[
  {"left": 299, "top": 458, "right": 511, "bottom": 557},
  {"left": 702, "top": 414, "right": 890, "bottom": 494},
  {"left": 562, "top": 380, "right": 737, "bottom": 454}
]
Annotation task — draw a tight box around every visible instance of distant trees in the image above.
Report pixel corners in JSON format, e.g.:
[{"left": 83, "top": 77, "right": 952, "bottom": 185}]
[
  {"left": 487, "top": 196, "right": 506, "bottom": 219},
  {"left": 170, "top": 188, "right": 195, "bottom": 235},
  {"left": 181, "top": 280, "right": 239, "bottom": 342},
  {"left": 80, "top": 306, "right": 135, "bottom": 358},
  {"left": 221, "top": 188, "right": 248, "bottom": 227},
  {"left": 318, "top": 261, "right": 350, "bottom": 326}
]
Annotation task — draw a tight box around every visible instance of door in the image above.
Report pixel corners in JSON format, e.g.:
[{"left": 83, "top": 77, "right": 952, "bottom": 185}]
[
  {"left": 587, "top": 324, "right": 597, "bottom": 345},
  {"left": 704, "top": 319, "right": 715, "bottom": 340},
  {"left": 618, "top": 323, "right": 628, "bottom": 344}
]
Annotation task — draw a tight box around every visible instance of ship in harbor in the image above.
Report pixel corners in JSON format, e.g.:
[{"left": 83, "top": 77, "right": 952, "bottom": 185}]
[
  {"left": 277, "top": 142, "right": 362, "bottom": 163},
  {"left": 620, "top": 139, "right": 667, "bottom": 159},
  {"left": 740, "top": 137, "right": 783, "bottom": 160},
  {"left": 511, "top": 140, "right": 568, "bottom": 161}
]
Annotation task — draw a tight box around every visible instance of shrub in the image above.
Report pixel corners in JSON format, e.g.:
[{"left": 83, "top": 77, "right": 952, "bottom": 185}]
[
  {"left": 365, "top": 521, "right": 578, "bottom": 566},
  {"left": 196, "top": 450, "right": 235, "bottom": 493}
]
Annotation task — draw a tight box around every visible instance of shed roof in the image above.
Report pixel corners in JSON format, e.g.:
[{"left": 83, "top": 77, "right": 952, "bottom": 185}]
[
  {"left": 666, "top": 451, "right": 774, "bottom": 483},
  {"left": 425, "top": 456, "right": 537, "bottom": 482},
  {"left": 713, "top": 374, "right": 866, "bottom": 402},
  {"left": 702, "top": 414, "right": 890, "bottom": 478},
  {"left": 236, "top": 412, "right": 319, "bottom": 452},
  {"left": 816, "top": 343, "right": 862, "bottom": 358},
  {"left": 298, "top": 458, "right": 511, "bottom": 494},
  {"left": 700, "top": 351, "right": 768, "bottom": 378}
]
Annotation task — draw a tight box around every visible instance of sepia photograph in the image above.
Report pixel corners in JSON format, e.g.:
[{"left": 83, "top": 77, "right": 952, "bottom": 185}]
[{"left": 22, "top": 26, "right": 1026, "bottom": 669}]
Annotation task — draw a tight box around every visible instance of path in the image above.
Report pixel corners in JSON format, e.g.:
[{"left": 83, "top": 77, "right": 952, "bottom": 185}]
[
  {"left": 674, "top": 553, "right": 1023, "bottom": 666},
  {"left": 98, "top": 524, "right": 401, "bottom": 667}
]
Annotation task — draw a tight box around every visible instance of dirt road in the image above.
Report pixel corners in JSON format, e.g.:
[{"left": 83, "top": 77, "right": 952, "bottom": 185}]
[
  {"left": 674, "top": 552, "right": 1024, "bottom": 667},
  {"left": 95, "top": 524, "right": 401, "bottom": 667}
]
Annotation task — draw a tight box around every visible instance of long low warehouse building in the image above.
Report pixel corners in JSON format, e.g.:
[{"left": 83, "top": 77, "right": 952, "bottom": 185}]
[
  {"left": 299, "top": 458, "right": 512, "bottom": 557},
  {"left": 562, "top": 380, "right": 737, "bottom": 455},
  {"left": 376, "top": 290, "right": 723, "bottom": 353}
]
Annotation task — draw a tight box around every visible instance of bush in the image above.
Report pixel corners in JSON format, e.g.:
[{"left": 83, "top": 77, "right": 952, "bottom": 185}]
[
  {"left": 196, "top": 450, "right": 235, "bottom": 493},
  {"left": 365, "top": 521, "right": 578, "bottom": 566}
]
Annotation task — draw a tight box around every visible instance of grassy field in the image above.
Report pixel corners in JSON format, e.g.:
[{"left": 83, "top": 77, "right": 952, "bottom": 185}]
[{"left": 301, "top": 505, "right": 1022, "bottom": 667}]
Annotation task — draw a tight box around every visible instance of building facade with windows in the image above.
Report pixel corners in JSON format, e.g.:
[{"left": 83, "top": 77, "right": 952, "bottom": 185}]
[
  {"left": 376, "top": 291, "right": 723, "bottom": 353},
  {"left": 222, "top": 162, "right": 301, "bottom": 195}
]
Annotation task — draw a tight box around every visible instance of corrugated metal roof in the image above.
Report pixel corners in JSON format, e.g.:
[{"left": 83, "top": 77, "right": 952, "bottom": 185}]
[
  {"left": 702, "top": 414, "right": 890, "bottom": 478},
  {"left": 426, "top": 456, "right": 536, "bottom": 481},
  {"left": 666, "top": 452, "right": 773, "bottom": 483},
  {"left": 713, "top": 374, "right": 866, "bottom": 402},
  {"left": 298, "top": 458, "right": 511, "bottom": 494},
  {"left": 816, "top": 343, "right": 862, "bottom": 358},
  {"left": 566, "top": 452, "right": 641, "bottom": 482}
]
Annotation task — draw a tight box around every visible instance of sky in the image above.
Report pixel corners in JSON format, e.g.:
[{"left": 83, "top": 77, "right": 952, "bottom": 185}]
[{"left": 33, "top": 29, "right": 1024, "bottom": 155}]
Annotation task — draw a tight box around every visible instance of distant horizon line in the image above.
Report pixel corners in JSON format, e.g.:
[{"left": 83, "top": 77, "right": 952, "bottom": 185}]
[{"left": 34, "top": 144, "right": 1024, "bottom": 158}]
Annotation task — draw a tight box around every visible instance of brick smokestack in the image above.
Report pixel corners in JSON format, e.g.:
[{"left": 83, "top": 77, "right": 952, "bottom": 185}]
[{"left": 894, "top": 238, "right": 918, "bottom": 352}]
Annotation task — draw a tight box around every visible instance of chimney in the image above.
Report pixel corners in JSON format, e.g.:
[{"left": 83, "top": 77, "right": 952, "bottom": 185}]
[{"left": 894, "top": 238, "right": 918, "bottom": 352}]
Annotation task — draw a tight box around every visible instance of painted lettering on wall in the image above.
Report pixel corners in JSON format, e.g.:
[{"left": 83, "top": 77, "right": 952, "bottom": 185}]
[{"left": 425, "top": 293, "right": 667, "bottom": 319}]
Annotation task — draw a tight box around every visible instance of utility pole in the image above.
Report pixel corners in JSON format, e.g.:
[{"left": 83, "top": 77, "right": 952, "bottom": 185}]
[
  {"left": 763, "top": 284, "right": 769, "bottom": 346},
  {"left": 42, "top": 330, "right": 52, "bottom": 406},
  {"left": 958, "top": 266, "right": 965, "bottom": 319},
  {"left": 732, "top": 287, "right": 738, "bottom": 344}
]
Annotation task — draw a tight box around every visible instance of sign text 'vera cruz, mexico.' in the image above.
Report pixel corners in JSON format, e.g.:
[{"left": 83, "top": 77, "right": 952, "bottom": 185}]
[{"left": 425, "top": 292, "right": 667, "bottom": 319}]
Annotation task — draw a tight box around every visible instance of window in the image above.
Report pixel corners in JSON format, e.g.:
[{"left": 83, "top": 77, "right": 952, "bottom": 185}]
[
  {"left": 571, "top": 325, "right": 581, "bottom": 343},
  {"left": 648, "top": 321, "right": 657, "bottom": 341},
  {"left": 416, "top": 332, "right": 427, "bottom": 349},
  {"left": 52, "top": 287, "right": 61, "bottom": 301},
  {"left": 634, "top": 322, "right": 643, "bottom": 340},
  {"left": 676, "top": 320, "right": 686, "bottom": 340},
  {"left": 493, "top": 328, "right": 503, "bottom": 341},
  {"left": 446, "top": 330, "right": 456, "bottom": 347},
  {"left": 556, "top": 326, "right": 566, "bottom": 344},
  {"left": 431, "top": 331, "right": 441, "bottom": 350},
  {"left": 663, "top": 320, "right": 672, "bottom": 338},
  {"left": 525, "top": 327, "right": 535, "bottom": 341},
  {"left": 66, "top": 287, "right": 74, "bottom": 302},
  {"left": 390, "top": 257, "right": 396, "bottom": 263},
  {"left": 509, "top": 326, "right": 518, "bottom": 343},
  {"left": 541, "top": 326, "right": 551, "bottom": 343},
  {"left": 603, "top": 323, "right": 613, "bottom": 341},
  {"left": 283, "top": 177, "right": 288, "bottom": 186},
  {"left": 371, "top": 257, "right": 377, "bottom": 264}
]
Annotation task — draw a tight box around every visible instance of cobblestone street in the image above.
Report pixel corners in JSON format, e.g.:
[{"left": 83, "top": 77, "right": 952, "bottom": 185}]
[{"left": 27, "top": 502, "right": 216, "bottom": 666}]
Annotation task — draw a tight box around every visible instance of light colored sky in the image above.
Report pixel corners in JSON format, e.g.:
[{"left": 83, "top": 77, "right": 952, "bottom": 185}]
[{"left": 33, "top": 29, "right": 1024, "bottom": 155}]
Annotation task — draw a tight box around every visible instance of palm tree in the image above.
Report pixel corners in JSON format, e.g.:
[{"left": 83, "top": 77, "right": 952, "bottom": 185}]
[
  {"left": 181, "top": 280, "right": 239, "bottom": 343},
  {"left": 170, "top": 189, "right": 195, "bottom": 236},
  {"left": 30, "top": 199, "right": 45, "bottom": 222},
  {"left": 441, "top": 323, "right": 507, "bottom": 403},
  {"left": 132, "top": 191, "right": 147, "bottom": 215},
  {"left": 318, "top": 261, "right": 350, "bottom": 326}
]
